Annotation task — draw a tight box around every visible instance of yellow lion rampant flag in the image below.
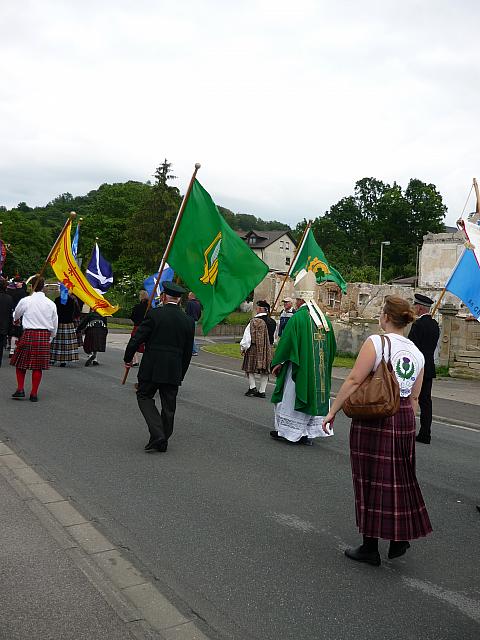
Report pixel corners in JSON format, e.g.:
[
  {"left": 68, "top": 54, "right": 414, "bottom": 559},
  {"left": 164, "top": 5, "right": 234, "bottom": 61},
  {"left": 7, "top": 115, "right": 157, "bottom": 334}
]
[{"left": 48, "top": 219, "right": 118, "bottom": 317}]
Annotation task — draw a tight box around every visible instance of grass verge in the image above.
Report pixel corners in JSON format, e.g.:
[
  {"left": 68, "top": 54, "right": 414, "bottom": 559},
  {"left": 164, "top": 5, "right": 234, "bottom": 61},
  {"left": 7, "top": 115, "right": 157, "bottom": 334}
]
[{"left": 201, "top": 343, "right": 356, "bottom": 368}]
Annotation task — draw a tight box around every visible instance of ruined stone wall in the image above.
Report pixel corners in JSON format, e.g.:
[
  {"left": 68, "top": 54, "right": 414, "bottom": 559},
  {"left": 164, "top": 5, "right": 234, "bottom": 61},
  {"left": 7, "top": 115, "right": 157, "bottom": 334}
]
[{"left": 438, "top": 305, "right": 480, "bottom": 379}]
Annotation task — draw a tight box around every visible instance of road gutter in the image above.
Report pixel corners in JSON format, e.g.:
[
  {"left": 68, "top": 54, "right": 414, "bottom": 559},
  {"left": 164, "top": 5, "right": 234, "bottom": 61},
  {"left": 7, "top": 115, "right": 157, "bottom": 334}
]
[{"left": 0, "top": 441, "right": 212, "bottom": 640}]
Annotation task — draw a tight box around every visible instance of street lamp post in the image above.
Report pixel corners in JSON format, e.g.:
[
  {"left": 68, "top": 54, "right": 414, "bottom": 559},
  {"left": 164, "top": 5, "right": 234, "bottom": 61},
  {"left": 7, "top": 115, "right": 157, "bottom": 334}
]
[{"left": 379, "top": 241, "right": 390, "bottom": 285}]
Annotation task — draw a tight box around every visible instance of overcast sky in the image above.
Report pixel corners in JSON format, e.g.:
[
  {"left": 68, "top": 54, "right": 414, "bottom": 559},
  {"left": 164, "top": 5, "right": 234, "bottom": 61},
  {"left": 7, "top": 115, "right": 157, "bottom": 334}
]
[{"left": 1, "top": 0, "right": 478, "bottom": 227}]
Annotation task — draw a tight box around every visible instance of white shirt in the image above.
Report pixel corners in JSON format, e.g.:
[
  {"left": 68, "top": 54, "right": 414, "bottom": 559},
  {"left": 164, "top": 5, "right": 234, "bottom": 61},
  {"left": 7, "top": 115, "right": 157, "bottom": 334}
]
[
  {"left": 240, "top": 313, "right": 267, "bottom": 351},
  {"left": 14, "top": 292, "right": 58, "bottom": 338},
  {"left": 369, "top": 333, "right": 425, "bottom": 397}
]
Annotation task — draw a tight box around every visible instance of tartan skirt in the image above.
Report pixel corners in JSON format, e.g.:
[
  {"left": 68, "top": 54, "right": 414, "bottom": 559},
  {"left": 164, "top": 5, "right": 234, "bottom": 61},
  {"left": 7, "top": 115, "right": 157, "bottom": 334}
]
[
  {"left": 10, "top": 329, "right": 52, "bottom": 370},
  {"left": 83, "top": 327, "right": 107, "bottom": 354},
  {"left": 50, "top": 323, "right": 79, "bottom": 363},
  {"left": 350, "top": 397, "right": 432, "bottom": 541}
]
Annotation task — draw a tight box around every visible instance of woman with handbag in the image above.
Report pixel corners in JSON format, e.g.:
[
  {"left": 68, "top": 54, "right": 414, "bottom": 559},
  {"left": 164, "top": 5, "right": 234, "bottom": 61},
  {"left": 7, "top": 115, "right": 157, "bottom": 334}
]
[{"left": 323, "top": 296, "right": 432, "bottom": 566}]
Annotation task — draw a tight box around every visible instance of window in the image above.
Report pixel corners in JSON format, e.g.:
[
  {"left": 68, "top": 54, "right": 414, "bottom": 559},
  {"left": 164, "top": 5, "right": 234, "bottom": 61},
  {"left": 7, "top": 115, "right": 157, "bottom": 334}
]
[
  {"left": 280, "top": 240, "right": 284, "bottom": 249},
  {"left": 285, "top": 241, "right": 290, "bottom": 250},
  {"left": 285, "top": 257, "right": 290, "bottom": 266},
  {"left": 248, "top": 236, "right": 256, "bottom": 245},
  {"left": 328, "top": 290, "right": 341, "bottom": 308}
]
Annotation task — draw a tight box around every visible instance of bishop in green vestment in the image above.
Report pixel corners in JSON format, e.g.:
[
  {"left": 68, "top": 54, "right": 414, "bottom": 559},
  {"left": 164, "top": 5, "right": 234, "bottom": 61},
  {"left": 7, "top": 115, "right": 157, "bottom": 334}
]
[{"left": 270, "top": 270, "right": 336, "bottom": 443}]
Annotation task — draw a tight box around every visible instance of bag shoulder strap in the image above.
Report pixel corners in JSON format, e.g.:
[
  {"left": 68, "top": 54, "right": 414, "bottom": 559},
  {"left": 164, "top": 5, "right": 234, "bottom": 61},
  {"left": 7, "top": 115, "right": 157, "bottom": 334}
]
[{"left": 382, "top": 334, "right": 394, "bottom": 366}]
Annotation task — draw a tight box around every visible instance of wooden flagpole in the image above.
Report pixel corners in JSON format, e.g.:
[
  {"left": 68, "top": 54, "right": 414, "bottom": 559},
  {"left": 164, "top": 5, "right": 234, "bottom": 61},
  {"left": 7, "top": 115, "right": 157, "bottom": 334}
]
[
  {"left": 31, "top": 212, "right": 76, "bottom": 292},
  {"left": 145, "top": 163, "right": 201, "bottom": 312},
  {"left": 121, "top": 163, "right": 201, "bottom": 385},
  {"left": 270, "top": 221, "right": 311, "bottom": 315},
  {"left": 430, "top": 289, "right": 446, "bottom": 317}
]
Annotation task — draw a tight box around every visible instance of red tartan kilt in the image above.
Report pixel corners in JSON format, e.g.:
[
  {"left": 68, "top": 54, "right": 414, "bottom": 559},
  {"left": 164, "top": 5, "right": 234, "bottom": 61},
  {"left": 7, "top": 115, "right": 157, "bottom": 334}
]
[
  {"left": 350, "top": 397, "right": 432, "bottom": 541},
  {"left": 10, "top": 329, "right": 52, "bottom": 370},
  {"left": 130, "top": 325, "right": 145, "bottom": 353}
]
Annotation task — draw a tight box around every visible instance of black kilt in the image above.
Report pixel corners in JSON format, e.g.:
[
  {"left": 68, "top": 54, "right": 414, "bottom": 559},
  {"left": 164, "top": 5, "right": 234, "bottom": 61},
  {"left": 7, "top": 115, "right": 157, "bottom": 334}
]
[
  {"left": 350, "top": 397, "right": 432, "bottom": 541},
  {"left": 83, "top": 326, "right": 107, "bottom": 354}
]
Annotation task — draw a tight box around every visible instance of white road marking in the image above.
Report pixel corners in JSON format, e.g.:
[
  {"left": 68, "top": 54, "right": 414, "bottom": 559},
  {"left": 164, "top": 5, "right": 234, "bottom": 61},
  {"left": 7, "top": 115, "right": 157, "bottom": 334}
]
[{"left": 402, "top": 577, "right": 480, "bottom": 624}]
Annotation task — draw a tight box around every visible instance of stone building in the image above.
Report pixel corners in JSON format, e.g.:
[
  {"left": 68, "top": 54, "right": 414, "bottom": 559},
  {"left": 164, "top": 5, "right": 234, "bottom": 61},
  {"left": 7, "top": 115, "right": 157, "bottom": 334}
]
[{"left": 418, "top": 227, "right": 464, "bottom": 288}]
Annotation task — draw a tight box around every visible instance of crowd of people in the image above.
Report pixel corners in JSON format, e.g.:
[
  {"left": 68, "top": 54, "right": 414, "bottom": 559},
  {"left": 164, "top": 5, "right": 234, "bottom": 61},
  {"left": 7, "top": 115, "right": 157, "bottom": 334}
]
[{"left": 1, "top": 271, "right": 442, "bottom": 567}]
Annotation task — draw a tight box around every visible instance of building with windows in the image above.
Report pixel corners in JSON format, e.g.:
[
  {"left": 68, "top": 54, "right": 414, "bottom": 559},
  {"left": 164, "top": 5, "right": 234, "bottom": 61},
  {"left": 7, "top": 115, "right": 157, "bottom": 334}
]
[{"left": 236, "top": 230, "right": 297, "bottom": 272}]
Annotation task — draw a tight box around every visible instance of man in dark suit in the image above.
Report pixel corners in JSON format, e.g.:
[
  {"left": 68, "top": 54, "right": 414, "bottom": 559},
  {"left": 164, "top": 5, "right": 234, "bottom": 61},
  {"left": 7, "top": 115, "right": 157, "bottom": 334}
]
[
  {"left": 124, "top": 282, "right": 195, "bottom": 453},
  {"left": 408, "top": 293, "right": 440, "bottom": 444}
]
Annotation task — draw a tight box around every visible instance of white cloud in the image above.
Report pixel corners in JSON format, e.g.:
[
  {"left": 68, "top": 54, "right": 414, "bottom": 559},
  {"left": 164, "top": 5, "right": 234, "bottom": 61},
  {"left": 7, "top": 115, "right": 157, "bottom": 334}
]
[{"left": 1, "top": 0, "right": 479, "bottom": 225}]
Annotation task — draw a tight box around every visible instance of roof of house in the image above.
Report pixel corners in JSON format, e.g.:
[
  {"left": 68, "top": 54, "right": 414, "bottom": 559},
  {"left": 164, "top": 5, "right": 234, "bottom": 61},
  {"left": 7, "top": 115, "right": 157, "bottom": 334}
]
[{"left": 235, "top": 229, "right": 296, "bottom": 249}]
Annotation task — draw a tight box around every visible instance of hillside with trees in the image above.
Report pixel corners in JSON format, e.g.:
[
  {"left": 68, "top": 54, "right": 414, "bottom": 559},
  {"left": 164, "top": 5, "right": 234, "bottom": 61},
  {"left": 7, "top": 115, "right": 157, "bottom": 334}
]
[{"left": 0, "top": 165, "right": 447, "bottom": 311}]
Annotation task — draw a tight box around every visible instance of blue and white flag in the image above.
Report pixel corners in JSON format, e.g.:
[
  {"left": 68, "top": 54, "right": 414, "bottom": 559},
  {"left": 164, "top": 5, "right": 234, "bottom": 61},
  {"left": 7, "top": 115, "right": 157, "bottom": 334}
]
[
  {"left": 445, "top": 248, "right": 480, "bottom": 321},
  {"left": 144, "top": 263, "right": 174, "bottom": 307},
  {"left": 60, "top": 222, "right": 80, "bottom": 304},
  {"left": 86, "top": 243, "right": 113, "bottom": 293}
]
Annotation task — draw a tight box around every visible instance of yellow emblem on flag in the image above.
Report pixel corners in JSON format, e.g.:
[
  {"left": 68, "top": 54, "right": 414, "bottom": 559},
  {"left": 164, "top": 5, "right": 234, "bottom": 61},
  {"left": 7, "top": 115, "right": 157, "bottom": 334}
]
[
  {"left": 200, "top": 231, "right": 222, "bottom": 285},
  {"left": 48, "top": 220, "right": 119, "bottom": 317},
  {"left": 307, "top": 256, "right": 330, "bottom": 275}
]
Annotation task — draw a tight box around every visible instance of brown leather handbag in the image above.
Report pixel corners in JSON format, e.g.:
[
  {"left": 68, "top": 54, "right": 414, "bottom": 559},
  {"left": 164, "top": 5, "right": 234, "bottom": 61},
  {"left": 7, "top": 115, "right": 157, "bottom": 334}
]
[{"left": 343, "top": 335, "right": 400, "bottom": 419}]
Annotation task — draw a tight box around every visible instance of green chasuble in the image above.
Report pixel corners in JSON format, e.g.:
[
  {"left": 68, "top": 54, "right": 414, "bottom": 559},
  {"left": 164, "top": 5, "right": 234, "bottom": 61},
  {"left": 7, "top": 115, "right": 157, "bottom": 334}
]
[{"left": 271, "top": 305, "right": 336, "bottom": 416}]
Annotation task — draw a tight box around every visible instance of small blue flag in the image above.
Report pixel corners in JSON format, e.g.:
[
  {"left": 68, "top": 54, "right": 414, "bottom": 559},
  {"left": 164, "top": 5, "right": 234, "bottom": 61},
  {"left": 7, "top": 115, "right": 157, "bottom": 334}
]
[
  {"left": 144, "top": 263, "right": 174, "bottom": 308},
  {"left": 445, "top": 249, "right": 480, "bottom": 321},
  {"left": 60, "top": 223, "right": 80, "bottom": 304},
  {"left": 86, "top": 243, "right": 113, "bottom": 293}
]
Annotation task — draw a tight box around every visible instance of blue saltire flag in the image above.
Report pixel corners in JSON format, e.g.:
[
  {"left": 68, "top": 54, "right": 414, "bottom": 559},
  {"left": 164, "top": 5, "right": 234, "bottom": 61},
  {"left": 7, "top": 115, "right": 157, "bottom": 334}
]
[
  {"left": 86, "top": 243, "right": 113, "bottom": 293},
  {"left": 445, "top": 248, "right": 480, "bottom": 321},
  {"left": 144, "top": 263, "right": 174, "bottom": 308},
  {"left": 60, "top": 222, "right": 80, "bottom": 304}
]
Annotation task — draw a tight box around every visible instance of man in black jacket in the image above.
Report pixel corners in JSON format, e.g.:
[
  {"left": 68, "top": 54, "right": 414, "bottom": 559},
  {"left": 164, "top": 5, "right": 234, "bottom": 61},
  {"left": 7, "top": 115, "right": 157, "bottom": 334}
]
[
  {"left": 0, "top": 277, "right": 13, "bottom": 367},
  {"left": 408, "top": 293, "right": 440, "bottom": 444},
  {"left": 124, "top": 282, "right": 195, "bottom": 453}
]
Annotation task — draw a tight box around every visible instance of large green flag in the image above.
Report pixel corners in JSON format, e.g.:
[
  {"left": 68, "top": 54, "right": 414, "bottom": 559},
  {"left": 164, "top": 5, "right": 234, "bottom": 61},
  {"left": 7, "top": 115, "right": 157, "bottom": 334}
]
[
  {"left": 168, "top": 180, "right": 269, "bottom": 334},
  {"left": 290, "top": 228, "right": 347, "bottom": 293}
]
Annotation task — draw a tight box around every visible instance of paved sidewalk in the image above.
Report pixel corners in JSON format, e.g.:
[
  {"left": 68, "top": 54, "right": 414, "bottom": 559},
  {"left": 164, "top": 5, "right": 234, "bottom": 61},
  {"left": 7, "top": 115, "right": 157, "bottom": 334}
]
[
  {"left": 0, "top": 440, "right": 210, "bottom": 640},
  {"left": 0, "top": 466, "right": 139, "bottom": 640}
]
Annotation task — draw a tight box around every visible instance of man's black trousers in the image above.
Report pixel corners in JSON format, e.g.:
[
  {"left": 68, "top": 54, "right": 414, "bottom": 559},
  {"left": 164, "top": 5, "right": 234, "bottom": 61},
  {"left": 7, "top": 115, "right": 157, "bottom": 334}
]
[
  {"left": 418, "top": 376, "right": 433, "bottom": 440},
  {"left": 136, "top": 381, "right": 179, "bottom": 443}
]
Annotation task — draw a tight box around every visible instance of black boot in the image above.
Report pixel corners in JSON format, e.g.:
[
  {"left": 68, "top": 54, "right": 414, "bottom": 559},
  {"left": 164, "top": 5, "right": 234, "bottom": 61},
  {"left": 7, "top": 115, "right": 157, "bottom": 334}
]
[
  {"left": 388, "top": 541, "right": 410, "bottom": 559},
  {"left": 345, "top": 537, "right": 380, "bottom": 567}
]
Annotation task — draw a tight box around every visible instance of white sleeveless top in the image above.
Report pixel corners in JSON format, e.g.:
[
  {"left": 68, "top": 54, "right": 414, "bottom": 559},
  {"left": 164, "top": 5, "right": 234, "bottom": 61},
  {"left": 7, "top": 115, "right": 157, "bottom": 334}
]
[{"left": 368, "top": 334, "right": 425, "bottom": 397}]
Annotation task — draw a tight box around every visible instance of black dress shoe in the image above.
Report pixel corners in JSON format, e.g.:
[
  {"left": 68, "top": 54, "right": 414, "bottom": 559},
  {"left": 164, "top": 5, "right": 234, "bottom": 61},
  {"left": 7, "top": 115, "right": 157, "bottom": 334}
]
[
  {"left": 145, "top": 438, "right": 168, "bottom": 453},
  {"left": 144, "top": 437, "right": 156, "bottom": 451},
  {"left": 299, "top": 436, "right": 314, "bottom": 446},
  {"left": 11, "top": 390, "right": 25, "bottom": 400},
  {"left": 59, "top": 362, "right": 66, "bottom": 368},
  {"left": 245, "top": 388, "right": 257, "bottom": 397},
  {"left": 416, "top": 435, "right": 431, "bottom": 444},
  {"left": 254, "top": 391, "right": 266, "bottom": 398},
  {"left": 29, "top": 395, "right": 38, "bottom": 402},
  {"left": 388, "top": 541, "right": 410, "bottom": 559},
  {"left": 345, "top": 545, "right": 381, "bottom": 567},
  {"left": 85, "top": 355, "right": 94, "bottom": 367}
]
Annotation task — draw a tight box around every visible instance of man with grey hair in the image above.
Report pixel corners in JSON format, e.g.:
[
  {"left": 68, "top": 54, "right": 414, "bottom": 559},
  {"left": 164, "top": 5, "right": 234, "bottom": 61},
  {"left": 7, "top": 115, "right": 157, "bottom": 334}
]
[
  {"left": 124, "top": 282, "right": 195, "bottom": 453},
  {"left": 408, "top": 293, "right": 440, "bottom": 444}
]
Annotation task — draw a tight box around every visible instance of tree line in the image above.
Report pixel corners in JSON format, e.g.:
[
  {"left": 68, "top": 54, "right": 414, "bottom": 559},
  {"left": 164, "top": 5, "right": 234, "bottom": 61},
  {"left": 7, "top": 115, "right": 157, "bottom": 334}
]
[{"left": 0, "top": 163, "right": 447, "bottom": 305}]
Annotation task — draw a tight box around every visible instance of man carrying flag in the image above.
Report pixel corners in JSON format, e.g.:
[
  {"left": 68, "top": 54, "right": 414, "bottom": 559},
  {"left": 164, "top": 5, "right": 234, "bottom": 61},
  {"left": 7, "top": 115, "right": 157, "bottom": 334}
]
[
  {"left": 123, "top": 282, "right": 195, "bottom": 453},
  {"left": 408, "top": 294, "right": 440, "bottom": 445}
]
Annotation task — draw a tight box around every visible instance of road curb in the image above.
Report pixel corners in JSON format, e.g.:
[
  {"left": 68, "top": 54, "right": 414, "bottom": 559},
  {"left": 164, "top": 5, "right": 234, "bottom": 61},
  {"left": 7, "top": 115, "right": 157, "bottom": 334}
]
[
  {"left": 0, "top": 441, "right": 212, "bottom": 640},
  {"left": 192, "top": 362, "right": 480, "bottom": 432}
]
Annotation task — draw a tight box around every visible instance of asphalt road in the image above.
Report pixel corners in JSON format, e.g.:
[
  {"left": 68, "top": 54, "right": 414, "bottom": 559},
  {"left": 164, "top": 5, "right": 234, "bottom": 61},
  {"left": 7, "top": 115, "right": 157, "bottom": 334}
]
[{"left": 1, "top": 349, "right": 479, "bottom": 640}]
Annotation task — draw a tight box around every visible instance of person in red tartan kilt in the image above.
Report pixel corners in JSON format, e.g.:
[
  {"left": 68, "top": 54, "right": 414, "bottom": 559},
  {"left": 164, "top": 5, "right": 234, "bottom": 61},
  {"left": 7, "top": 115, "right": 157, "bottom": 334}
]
[
  {"left": 10, "top": 276, "right": 58, "bottom": 402},
  {"left": 324, "top": 296, "right": 432, "bottom": 566}
]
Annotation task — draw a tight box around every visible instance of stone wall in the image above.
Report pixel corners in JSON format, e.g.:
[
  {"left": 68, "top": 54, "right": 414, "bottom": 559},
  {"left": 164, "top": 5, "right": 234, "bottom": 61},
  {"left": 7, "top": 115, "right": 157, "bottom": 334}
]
[{"left": 438, "top": 305, "right": 480, "bottom": 379}]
